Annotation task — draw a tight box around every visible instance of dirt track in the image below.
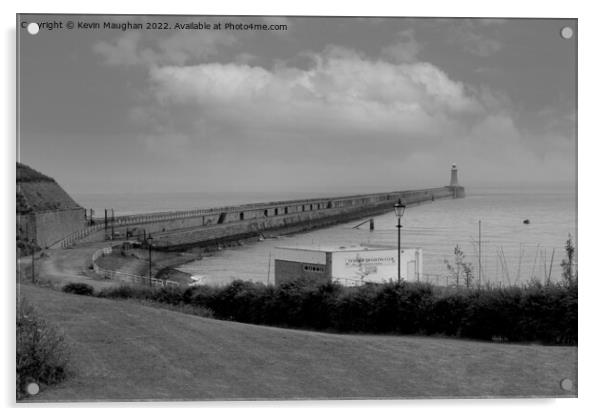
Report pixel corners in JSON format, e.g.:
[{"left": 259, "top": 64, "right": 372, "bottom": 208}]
[{"left": 17, "top": 242, "right": 120, "bottom": 292}]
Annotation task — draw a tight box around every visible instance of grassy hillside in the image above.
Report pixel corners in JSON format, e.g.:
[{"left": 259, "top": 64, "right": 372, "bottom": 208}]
[
  {"left": 16, "top": 163, "right": 81, "bottom": 214},
  {"left": 17, "top": 163, "right": 55, "bottom": 182},
  {"left": 19, "top": 284, "right": 577, "bottom": 401}
]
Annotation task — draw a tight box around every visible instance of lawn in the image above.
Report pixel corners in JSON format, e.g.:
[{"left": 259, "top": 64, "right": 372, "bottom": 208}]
[{"left": 18, "top": 284, "right": 577, "bottom": 402}]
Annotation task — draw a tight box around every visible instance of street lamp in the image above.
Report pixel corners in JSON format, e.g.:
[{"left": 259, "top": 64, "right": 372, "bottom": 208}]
[
  {"left": 147, "top": 235, "right": 153, "bottom": 286},
  {"left": 394, "top": 199, "right": 406, "bottom": 284},
  {"left": 30, "top": 239, "right": 36, "bottom": 284}
]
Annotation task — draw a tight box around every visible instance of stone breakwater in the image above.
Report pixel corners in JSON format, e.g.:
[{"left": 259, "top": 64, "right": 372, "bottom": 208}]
[{"left": 56, "top": 186, "right": 464, "bottom": 250}]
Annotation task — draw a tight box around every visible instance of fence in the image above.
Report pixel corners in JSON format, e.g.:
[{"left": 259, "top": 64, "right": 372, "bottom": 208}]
[
  {"left": 51, "top": 223, "right": 106, "bottom": 249},
  {"left": 91, "top": 246, "right": 180, "bottom": 288}
]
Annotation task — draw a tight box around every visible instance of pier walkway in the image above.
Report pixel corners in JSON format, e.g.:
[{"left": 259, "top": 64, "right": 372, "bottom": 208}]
[{"left": 50, "top": 186, "right": 464, "bottom": 250}]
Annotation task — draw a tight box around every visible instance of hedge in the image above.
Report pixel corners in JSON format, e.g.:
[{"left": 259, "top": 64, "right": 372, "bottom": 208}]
[{"left": 99, "top": 279, "right": 577, "bottom": 345}]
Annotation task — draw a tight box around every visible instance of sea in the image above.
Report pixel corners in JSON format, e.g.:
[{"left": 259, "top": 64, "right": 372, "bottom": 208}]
[{"left": 74, "top": 186, "right": 577, "bottom": 287}]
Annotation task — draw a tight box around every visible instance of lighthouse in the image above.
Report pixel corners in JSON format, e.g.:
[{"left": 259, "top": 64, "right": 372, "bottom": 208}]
[
  {"left": 447, "top": 163, "right": 465, "bottom": 198},
  {"left": 450, "top": 163, "right": 459, "bottom": 187}
]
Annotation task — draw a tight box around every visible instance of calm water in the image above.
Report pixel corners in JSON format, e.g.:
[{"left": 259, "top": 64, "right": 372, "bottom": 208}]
[{"left": 74, "top": 187, "right": 577, "bottom": 286}]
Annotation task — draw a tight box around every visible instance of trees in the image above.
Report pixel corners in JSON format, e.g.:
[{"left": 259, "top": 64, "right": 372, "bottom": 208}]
[
  {"left": 445, "top": 245, "right": 474, "bottom": 289},
  {"left": 560, "top": 234, "right": 577, "bottom": 286}
]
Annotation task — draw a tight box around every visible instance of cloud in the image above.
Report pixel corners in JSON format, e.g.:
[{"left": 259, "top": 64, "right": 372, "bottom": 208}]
[
  {"left": 93, "top": 30, "right": 237, "bottom": 67},
  {"left": 94, "top": 29, "right": 573, "bottom": 190},
  {"left": 447, "top": 20, "right": 503, "bottom": 57},
  {"left": 415, "top": 113, "right": 575, "bottom": 186},
  {"left": 140, "top": 132, "right": 191, "bottom": 159},
  {"left": 138, "top": 45, "right": 484, "bottom": 158},
  {"left": 93, "top": 32, "right": 144, "bottom": 67},
  {"left": 381, "top": 29, "right": 422, "bottom": 63},
  {"left": 149, "top": 44, "right": 482, "bottom": 115}
]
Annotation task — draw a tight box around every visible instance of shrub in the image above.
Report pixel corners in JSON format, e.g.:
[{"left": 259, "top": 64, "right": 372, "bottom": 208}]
[
  {"left": 518, "top": 283, "right": 577, "bottom": 344},
  {"left": 62, "top": 282, "right": 94, "bottom": 296},
  {"left": 16, "top": 238, "right": 40, "bottom": 257},
  {"left": 16, "top": 299, "right": 68, "bottom": 400},
  {"left": 208, "top": 280, "right": 270, "bottom": 323},
  {"left": 299, "top": 282, "right": 342, "bottom": 330},
  {"left": 94, "top": 277, "right": 577, "bottom": 345},
  {"left": 97, "top": 284, "right": 153, "bottom": 299},
  {"left": 334, "top": 283, "right": 379, "bottom": 332},
  {"left": 98, "top": 285, "right": 217, "bottom": 318},
  {"left": 149, "top": 286, "right": 186, "bottom": 305},
  {"left": 188, "top": 285, "right": 218, "bottom": 309},
  {"left": 426, "top": 292, "right": 468, "bottom": 336},
  {"left": 560, "top": 235, "right": 577, "bottom": 287}
]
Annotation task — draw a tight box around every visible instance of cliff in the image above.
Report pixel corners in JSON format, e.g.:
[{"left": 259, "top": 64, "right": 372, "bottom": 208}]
[
  {"left": 17, "top": 163, "right": 85, "bottom": 250},
  {"left": 17, "top": 163, "right": 82, "bottom": 214}
]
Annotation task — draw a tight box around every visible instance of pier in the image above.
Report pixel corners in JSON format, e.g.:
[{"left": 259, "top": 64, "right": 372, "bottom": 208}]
[
  {"left": 53, "top": 188, "right": 464, "bottom": 250},
  {"left": 26, "top": 164, "right": 464, "bottom": 250}
]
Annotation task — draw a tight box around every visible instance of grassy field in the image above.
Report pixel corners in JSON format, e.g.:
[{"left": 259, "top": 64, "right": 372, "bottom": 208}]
[{"left": 19, "top": 284, "right": 577, "bottom": 402}]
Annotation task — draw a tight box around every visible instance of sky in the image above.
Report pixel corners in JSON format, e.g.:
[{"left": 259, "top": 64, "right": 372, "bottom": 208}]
[{"left": 18, "top": 15, "right": 577, "bottom": 196}]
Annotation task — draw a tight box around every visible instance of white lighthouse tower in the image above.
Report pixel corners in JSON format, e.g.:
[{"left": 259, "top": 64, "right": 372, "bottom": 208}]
[{"left": 450, "top": 163, "right": 459, "bottom": 187}]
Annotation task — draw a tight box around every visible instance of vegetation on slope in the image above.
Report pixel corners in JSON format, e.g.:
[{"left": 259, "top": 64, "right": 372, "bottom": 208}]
[
  {"left": 16, "top": 162, "right": 81, "bottom": 213},
  {"left": 98, "top": 277, "right": 576, "bottom": 345},
  {"left": 17, "top": 163, "right": 55, "bottom": 183},
  {"left": 16, "top": 298, "right": 69, "bottom": 400},
  {"left": 22, "top": 284, "right": 577, "bottom": 400}
]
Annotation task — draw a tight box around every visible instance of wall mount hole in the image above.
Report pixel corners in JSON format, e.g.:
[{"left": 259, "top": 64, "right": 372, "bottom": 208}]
[
  {"left": 26, "top": 382, "right": 40, "bottom": 395},
  {"left": 560, "top": 378, "right": 573, "bottom": 391},
  {"left": 27, "top": 22, "right": 40, "bottom": 35},
  {"left": 560, "top": 26, "right": 573, "bottom": 40}
]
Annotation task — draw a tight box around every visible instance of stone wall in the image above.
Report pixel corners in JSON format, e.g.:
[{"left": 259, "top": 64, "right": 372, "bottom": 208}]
[{"left": 17, "top": 208, "right": 86, "bottom": 248}]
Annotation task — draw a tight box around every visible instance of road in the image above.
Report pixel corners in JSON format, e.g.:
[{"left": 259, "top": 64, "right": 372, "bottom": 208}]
[{"left": 17, "top": 242, "right": 121, "bottom": 292}]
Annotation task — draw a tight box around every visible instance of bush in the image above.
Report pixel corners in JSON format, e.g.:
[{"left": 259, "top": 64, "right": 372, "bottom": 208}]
[
  {"left": 207, "top": 280, "right": 270, "bottom": 323},
  {"left": 94, "top": 278, "right": 577, "bottom": 345},
  {"left": 98, "top": 285, "right": 216, "bottom": 318},
  {"left": 371, "top": 282, "right": 435, "bottom": 334},
  {"left": 426, "top": 292, "right": 468, "bottom": 336},
  {"left": 299, "top": 282, "right": 342, "bottom": 329},
  {"left": 334, "top": 283, "right": 379, "bottom": 332},
  {"left": 16, "top": 299, "right": 69, "bottom": 400},
  {"left": 148, "top": 285, "right": 186, "bottom": 305},
  {"left": 188, "top": 285, "right": 218, "bottom": 309},
  {"left": 16, "top": 238, "right": 40, "bottom": 257},
  {"left": 517, "top": 283, "right": 577, "bottom": 344},
  {"left": 62, "top": 282, "right": 94, "bottom": 296},
  {"left": 97, "top": 284, "right": 152, "bottom": 299}
]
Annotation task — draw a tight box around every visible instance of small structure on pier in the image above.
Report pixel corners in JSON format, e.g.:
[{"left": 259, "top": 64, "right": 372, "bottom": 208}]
[
  {"left": 273, "top": 245, "right": 423, "bottom": 287},
  {"left": 447, "top": 163, "right": 465, "bottom": 199},
  {"left": 450, "top": 163, "right": 459, "bottom": 187}
]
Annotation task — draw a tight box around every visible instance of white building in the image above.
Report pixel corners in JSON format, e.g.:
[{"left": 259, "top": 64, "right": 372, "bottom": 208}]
[{"left": 273, "top": 245, "right": 423, "bottom": 286}]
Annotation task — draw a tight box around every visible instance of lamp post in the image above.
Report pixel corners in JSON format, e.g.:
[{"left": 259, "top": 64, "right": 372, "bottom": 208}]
[
  {"left": 394, "top": 199, "right": 406, "bottom": 284},
  {"left": 147, "top": 235, "right": 153, "bottom": 286},
  {"left": 30, "top": 239, "right": 36, "bottom": 284},
  {"left": 111, "top": 208, "right": 115, "bottom": 240}
]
